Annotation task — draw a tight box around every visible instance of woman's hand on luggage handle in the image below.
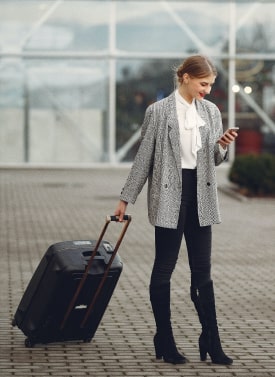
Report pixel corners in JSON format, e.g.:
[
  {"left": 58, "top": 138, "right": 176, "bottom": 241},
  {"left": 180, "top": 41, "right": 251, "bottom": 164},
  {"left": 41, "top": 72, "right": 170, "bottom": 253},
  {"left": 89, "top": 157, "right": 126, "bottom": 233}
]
[{"left": 114, "top": 200, "right": 128, "bottom": 222}]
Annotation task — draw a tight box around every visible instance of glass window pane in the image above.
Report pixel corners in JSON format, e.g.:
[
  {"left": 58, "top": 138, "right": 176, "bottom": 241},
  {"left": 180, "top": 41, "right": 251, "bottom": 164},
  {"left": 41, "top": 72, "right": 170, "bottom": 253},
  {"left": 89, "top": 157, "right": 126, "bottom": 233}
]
[
  {"left": 0, "top": 59, "right": 109, "bottom": 163},
  {"left": 235, "top": 59, "right": 275, "bottom": 155},
  {"left": 236, "top": 3, "right": 275, "bottom": 54},
  {"left": 116, "top": 1, "right": 229, "bottom": 54},
  {"left": 0, "top": 59, "right": 25, "bottom": 162},
  {"left": 0, "top": 1, "right": 109, "bottom": 52},
  {"left": 28, "top": 59, "right": 108, "bottom": 163}
]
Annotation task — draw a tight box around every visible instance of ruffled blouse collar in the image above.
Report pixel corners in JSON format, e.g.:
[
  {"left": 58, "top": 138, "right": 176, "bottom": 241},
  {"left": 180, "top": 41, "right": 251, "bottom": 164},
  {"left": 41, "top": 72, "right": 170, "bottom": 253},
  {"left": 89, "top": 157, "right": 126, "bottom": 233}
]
[{"left": 175, "top": 89, "right": 205, "bottom": 156}]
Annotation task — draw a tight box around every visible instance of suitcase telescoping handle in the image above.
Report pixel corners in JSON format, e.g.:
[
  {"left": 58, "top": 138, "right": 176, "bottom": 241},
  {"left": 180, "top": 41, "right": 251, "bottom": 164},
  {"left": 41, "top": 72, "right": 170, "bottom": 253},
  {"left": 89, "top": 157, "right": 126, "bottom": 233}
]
[{"left": 60, "top": 215, "right": 131, "bottom": 330}]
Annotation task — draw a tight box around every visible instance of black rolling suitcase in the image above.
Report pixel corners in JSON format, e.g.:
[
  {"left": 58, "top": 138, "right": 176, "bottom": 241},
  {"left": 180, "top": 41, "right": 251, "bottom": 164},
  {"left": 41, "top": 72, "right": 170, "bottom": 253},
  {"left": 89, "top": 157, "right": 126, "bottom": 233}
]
[{"left": 12, "top": 215, "right": 131, "bottom": 347}]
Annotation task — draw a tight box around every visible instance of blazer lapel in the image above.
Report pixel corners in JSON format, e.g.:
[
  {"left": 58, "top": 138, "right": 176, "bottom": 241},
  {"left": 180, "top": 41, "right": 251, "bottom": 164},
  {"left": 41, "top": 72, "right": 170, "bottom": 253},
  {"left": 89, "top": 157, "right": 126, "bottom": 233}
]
[
  {"left": 167, "top": 94, "right": 182, "bottom": 180},
  {"left": 195, "top": 100, "right": 208, "bottom": 146}
]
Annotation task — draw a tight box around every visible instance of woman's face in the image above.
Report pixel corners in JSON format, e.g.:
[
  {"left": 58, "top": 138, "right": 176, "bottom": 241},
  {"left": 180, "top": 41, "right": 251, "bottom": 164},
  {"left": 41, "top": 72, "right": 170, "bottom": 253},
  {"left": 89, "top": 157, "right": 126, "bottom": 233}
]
[{"left": 181, "top": 73, "right": 216, "bottom": 103}]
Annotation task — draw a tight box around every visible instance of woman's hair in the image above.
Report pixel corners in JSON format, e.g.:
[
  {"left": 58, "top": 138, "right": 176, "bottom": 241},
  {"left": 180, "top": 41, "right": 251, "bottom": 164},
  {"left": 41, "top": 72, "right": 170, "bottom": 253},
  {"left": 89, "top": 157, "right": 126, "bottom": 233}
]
[{"left": 175, "top": 55, "right": 217, "bottom": 85}]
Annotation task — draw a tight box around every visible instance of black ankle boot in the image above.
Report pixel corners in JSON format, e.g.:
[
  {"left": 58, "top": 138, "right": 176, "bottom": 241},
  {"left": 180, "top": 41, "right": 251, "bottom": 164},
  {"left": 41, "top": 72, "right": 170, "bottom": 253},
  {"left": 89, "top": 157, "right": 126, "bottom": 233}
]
[
  {"left": 153, "top": 332, "right": 187, "bottom": 364},
  {"left": 196, "top": 281, "right": 233, "bottom": 365}
]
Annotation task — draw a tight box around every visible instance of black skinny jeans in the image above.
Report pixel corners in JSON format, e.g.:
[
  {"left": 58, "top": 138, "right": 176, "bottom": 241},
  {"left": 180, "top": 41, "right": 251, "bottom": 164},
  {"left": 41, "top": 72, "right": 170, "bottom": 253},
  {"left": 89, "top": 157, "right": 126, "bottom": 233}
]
[{"left": 150, "top": 169, "right": 212, "bottom": 293}]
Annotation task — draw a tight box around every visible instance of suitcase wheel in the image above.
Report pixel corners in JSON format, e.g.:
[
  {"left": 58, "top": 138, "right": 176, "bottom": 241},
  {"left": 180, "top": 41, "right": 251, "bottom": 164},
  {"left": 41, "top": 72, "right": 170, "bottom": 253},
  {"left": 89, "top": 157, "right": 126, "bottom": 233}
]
[
  {"left": 25, "top": 338, "right": 35, "bottom": 348},
  {"left": 11, "top": 318, "right": 17, "bottom": 327},
  {"left": 83, "top": 338, "right": 92, "bottom": 343}
]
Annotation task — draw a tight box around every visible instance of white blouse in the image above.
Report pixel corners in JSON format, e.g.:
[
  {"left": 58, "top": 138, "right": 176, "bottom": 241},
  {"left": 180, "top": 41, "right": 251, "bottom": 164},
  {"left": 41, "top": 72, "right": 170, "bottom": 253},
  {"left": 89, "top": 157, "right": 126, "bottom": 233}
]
[{"left": 175, "top": 90, "right": 205, "bottom": 169}]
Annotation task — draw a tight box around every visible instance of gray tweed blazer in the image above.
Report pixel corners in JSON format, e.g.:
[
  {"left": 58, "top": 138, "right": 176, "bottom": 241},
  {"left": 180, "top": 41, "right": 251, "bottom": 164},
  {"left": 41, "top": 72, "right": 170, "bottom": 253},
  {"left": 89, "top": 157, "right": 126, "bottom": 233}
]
[{"left": 120, "top": 92, "right": 227, "bottom": 229}]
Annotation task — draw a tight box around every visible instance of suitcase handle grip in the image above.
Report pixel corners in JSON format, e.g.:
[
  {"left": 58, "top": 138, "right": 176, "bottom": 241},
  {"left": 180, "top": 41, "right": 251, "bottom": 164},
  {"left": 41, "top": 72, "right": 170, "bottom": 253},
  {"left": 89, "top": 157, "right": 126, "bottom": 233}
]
[
  {"left": 108, "top": 215, "right": 130, "bottom": 222},
  {"left": 60, "top": 214, "right": 131, "bottom": 330}
]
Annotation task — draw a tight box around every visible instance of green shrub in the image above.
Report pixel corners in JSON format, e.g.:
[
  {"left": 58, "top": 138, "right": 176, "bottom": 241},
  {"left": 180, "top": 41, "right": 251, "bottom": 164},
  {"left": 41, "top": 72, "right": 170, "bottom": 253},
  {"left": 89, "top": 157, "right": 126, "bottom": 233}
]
[{"left": 229, "top": 153, "right": 275, "bottom": 196}]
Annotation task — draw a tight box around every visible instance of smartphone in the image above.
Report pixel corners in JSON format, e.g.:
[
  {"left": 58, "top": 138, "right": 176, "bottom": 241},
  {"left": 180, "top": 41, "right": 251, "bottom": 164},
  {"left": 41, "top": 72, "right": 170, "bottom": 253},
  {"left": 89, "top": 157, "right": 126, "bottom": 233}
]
[{"left": 228, "top": 127, "right": 239, "bottom": 133}]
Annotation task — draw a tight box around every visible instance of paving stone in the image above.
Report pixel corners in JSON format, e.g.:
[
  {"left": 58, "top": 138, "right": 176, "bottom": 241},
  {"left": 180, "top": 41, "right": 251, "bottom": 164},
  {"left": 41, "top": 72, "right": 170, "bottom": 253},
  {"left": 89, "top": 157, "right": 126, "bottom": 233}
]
[{"left": 0, "top": 166, "right": 274, "bottom": 377}]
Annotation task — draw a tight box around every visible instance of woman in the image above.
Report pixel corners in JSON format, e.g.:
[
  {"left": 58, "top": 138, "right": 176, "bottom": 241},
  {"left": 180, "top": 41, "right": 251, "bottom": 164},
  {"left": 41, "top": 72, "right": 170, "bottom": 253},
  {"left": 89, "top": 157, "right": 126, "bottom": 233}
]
[{"left": 114, "top": 55, "right": 237, "bottom": 365}]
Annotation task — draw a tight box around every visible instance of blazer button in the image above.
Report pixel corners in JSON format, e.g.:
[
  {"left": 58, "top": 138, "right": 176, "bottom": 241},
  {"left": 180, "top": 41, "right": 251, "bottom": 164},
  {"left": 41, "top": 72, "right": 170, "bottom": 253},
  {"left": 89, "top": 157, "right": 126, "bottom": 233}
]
[{"left": 207, "top": 182, "right": 211, "bottom": 186}]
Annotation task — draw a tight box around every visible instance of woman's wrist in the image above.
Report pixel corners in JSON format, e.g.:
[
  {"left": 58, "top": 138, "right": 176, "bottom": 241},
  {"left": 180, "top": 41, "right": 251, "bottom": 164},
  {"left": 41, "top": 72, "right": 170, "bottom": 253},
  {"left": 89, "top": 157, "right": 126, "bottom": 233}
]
[{"left": 218, "top": 141, "right": 227, "bottom": 150}]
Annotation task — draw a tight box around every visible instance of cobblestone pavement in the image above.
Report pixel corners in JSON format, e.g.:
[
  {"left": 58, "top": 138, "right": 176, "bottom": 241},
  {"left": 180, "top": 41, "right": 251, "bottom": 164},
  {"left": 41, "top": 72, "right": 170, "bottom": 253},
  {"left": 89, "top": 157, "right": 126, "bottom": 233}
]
[{"left": 0, "top": 166, "right": 274, "bottom": 377}]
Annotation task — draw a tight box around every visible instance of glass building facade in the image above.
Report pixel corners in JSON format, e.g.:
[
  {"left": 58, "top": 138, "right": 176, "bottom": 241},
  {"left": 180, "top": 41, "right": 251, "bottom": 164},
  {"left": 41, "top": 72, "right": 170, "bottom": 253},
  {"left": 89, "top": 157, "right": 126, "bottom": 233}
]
[{"left": 1, "top": 0, "right": 275, "bottom": 164}]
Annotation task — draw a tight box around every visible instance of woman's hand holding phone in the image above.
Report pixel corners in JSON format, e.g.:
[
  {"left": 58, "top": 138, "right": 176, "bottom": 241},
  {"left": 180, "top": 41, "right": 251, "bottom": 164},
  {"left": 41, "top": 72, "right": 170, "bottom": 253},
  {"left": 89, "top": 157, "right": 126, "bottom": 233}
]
[{"left": 218, "top": 127, "right": 239, "bottom": 149}]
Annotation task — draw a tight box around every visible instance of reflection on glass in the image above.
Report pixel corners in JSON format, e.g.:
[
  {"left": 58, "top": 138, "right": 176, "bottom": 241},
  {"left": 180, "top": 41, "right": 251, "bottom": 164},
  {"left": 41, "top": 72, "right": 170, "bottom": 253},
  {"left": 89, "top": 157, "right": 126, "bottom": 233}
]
[
  {"left": 0, "top": 1, "right": 109, "bottom": 52},
  {"left": 236, "top": 3, "right": 275, "bottom": 53},
  {"left": 116, "top": 1, "right": 229, "bottom": 54},
  {"left": 0, "top": 59, "right": 109, "bottom": 163}
]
